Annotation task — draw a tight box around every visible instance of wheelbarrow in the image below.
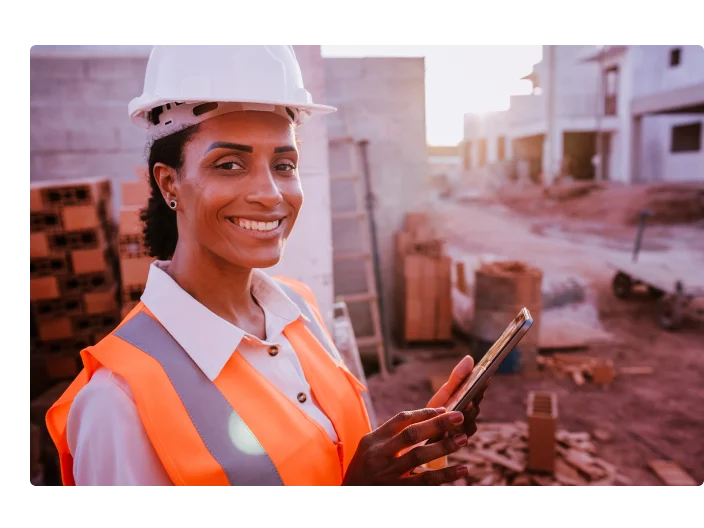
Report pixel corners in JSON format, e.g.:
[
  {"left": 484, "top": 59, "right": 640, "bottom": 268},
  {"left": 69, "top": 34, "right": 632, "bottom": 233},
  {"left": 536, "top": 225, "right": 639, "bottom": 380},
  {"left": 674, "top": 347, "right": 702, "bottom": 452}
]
[{"left": 607, "top": 210, "right": 704, "bottom": 330}]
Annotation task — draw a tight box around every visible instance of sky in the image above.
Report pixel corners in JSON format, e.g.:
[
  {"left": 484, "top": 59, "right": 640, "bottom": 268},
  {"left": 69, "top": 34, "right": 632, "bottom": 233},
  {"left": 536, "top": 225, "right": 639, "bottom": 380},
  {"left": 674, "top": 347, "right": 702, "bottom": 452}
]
[{"left": 321, "top": 46, "right": 543, "bottom": 146}]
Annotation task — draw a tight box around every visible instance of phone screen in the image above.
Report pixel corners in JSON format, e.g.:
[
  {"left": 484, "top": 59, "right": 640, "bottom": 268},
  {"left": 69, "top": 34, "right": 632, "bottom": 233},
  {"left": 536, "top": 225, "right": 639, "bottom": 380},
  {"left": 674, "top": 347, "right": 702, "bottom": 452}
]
[{"left": 443, "top": 309, "right": 530, "bottom": 411}]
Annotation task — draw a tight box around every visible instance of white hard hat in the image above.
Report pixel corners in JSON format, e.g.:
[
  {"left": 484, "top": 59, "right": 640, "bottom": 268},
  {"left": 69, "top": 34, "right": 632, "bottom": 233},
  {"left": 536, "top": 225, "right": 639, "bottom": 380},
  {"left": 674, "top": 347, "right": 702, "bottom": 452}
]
[{"left": 128, "top": 45, "right": 336, "bottom": 137}]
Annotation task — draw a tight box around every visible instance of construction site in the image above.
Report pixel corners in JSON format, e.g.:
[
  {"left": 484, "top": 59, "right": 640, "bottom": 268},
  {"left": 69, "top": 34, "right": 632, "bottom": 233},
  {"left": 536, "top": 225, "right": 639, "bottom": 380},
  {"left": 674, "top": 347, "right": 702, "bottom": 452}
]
[{"left": 29, "top": 45, "right": 704, "bottom": 486}]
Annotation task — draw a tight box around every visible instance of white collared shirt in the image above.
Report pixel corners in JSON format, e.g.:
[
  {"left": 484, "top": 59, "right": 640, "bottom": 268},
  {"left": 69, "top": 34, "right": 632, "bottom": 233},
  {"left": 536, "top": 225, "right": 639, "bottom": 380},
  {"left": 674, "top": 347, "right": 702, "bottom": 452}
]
[{"left": 66, "top": 261, "right": 338, "bottom": 486}]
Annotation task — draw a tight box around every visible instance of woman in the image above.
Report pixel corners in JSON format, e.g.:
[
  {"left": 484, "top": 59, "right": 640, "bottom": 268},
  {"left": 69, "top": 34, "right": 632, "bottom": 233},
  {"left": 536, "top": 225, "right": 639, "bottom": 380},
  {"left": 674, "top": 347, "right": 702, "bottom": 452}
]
[{"left": 46, "top": 45, "right": 486, "bottom": 486}]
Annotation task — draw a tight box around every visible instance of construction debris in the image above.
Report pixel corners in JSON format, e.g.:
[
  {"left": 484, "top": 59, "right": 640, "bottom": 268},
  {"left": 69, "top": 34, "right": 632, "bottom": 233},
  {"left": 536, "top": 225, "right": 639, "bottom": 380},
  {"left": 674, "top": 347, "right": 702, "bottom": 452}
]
[
  {"left": 647, "top": 460, "right": 698, "bottom": 486},
  {"left": 445, "top": 422, "right": 627, "bottom": 486},
  {"left": 537, "top": 353, "right": 615, "bottom": 386}
]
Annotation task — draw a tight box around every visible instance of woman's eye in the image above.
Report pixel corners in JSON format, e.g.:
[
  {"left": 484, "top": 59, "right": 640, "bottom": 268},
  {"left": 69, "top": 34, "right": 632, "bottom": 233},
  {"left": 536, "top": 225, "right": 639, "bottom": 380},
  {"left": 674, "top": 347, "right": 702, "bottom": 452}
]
[
  {"left": 275, "top": 163, "right": 297, "bottom": 172},
  {"left": 216, "top": 161, "right": 244, "bottom": 171}
]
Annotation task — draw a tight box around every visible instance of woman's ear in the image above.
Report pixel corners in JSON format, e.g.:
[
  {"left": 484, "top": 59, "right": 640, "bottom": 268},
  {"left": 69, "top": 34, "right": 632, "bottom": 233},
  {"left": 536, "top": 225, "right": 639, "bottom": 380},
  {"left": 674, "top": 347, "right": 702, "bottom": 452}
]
[{"left": 152, "top": 163, "right": 180, "bottom": 206}]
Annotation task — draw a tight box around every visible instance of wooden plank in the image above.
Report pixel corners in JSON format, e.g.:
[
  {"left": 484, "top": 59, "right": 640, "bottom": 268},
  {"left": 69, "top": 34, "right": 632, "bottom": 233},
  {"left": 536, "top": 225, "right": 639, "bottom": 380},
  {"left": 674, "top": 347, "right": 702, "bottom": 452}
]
[
  {"left": 555, "top": 459, "right": 588, "bottom": 486},
  {"left": 456, "top": 261, "right": 468, "bottom": 294},
  {"left": 436, "top": 256, "right": 453, "bottom": 340},
  {"left": 475, "top": 449, "right": 526, "bottom": 473},
  {"left": 404, "top": 255, "right": 424, "bottom": 342},
  {"left": 619, "top": 366, "right": 654, "bottom": 376},
  {"left": 420, "top": 256, "right": 437, "bottom": 340},
  {"left": 648, "top": 460, "right": 698, "bottom": 486}
]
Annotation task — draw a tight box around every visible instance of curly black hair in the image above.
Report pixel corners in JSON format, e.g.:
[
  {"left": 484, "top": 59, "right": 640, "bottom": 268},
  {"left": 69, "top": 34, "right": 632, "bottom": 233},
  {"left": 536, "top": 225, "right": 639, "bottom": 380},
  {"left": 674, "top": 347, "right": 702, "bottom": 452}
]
[{"left": 140, "top": 125, "right": 199, "bottom": 260}]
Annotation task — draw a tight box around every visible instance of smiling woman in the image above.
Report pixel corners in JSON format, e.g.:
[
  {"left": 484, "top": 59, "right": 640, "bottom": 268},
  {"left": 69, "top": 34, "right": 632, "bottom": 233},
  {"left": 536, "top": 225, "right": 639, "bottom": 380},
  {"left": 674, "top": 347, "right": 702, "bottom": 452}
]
[{"left": 44, "top": 45, "right": 485, "bottom": 487}]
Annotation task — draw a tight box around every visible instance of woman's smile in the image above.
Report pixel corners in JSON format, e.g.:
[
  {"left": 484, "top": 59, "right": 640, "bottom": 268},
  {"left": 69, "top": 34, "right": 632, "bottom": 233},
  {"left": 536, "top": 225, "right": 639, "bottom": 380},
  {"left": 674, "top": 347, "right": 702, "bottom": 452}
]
[{"left": 226, "top": 215, "right": 287, "bottom": 239}]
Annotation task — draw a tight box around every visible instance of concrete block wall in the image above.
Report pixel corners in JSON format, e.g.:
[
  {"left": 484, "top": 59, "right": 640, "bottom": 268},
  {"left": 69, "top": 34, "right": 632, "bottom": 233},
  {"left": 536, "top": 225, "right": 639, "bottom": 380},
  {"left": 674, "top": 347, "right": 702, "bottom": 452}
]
[
  {"left": 30, "top": 52, "right": 149, "bottom": 213},
  {"left": 30, "top": 45, "right": 335, "bottom": 327},
  {"left": 324, "top": 57, "right": 429, "bottom": 347}
]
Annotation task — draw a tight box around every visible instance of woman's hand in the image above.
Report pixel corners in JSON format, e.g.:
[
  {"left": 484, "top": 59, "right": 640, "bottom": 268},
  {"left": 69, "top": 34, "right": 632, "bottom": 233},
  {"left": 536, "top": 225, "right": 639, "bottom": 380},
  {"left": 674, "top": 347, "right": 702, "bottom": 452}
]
[
  {"left": 342, "top": 408, "right": 470, "bottom": 485},
  {"left": 427, "top": 355, "right": 489, "bottom": 440}
]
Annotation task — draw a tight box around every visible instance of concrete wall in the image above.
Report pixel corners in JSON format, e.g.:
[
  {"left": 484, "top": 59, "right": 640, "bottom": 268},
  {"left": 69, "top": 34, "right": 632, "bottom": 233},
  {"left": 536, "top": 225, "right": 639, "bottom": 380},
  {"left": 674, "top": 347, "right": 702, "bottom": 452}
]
[
  {"left": 324, "top": 57, "right": 428, "bottom": 347},
  {"left": 614, "top": 46, "right": 704, "bottom": 183},
  {"left": 639, "top": 114, "right": 704, "bottom": 183},
  {"left": 632, "top": 45, "right": 704, "bottom": 97},
  {"left": 269, "top": 46, "right": 334, "bottom": 326},
  {"left": 30, "top": 45, "right": 335, "bottom": 327}
]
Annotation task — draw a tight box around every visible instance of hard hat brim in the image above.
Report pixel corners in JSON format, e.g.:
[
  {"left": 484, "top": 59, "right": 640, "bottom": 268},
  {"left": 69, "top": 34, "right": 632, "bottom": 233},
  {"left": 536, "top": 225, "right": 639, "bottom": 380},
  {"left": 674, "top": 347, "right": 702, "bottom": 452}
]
[{"left": 128, "top": 94, "right": 336, "bottom": 128}]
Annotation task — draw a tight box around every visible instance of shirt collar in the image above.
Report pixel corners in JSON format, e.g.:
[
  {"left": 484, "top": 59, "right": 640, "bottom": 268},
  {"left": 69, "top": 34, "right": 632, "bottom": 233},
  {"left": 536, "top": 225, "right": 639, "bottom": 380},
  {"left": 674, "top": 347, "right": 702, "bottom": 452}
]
[{"left": 140, "top": 261, "right": 302, "bottom": 381}]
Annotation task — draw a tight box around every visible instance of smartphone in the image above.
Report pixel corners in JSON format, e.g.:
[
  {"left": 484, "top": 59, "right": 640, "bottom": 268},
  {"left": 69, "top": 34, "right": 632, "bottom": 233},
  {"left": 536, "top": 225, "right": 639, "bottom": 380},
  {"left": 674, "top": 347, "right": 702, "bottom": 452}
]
[{"left": 425, "top": 308, "right": 533, "bottom": 445}]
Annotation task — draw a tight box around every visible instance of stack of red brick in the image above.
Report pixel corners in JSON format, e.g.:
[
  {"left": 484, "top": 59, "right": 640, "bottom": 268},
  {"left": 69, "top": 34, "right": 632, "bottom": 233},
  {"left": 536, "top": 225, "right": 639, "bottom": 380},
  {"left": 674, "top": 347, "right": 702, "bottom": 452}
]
[
  {"left": 394, "top": 212, "right": 452, "bottom": 344},
  {"left": 118, "top": 170, "right": 152, "bottom": 316},
  {"left": 30, "top": 177, "right": 121, "bottom": 392}
]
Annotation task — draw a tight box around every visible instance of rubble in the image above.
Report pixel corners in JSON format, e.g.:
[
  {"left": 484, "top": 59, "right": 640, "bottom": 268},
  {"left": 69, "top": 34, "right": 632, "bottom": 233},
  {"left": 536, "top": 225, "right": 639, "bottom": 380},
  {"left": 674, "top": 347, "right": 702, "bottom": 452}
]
[
  {"left": 537, "top": 353, "right": 615, "bottom": 386},
  {"left": 444, "top": 422, "right": 627, "bottom": 486}
]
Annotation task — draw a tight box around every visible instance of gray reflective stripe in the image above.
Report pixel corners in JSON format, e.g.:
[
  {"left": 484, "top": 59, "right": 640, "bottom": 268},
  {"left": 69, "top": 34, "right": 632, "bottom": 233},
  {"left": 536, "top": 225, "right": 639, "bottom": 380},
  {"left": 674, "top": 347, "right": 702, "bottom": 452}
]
[
  {"left": 113, "top": 311, "right": 283, "bottom": 486},
  {"left": 275, "top": 280, "right": 341, "bottom": 363}
]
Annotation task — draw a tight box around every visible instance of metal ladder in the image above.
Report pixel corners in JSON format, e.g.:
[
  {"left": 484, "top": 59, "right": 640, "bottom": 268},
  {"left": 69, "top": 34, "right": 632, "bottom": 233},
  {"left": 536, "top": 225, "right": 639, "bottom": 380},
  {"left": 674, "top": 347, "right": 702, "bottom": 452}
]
[{"left": 329, "top": 136, "right": 388, "bottom": 378}]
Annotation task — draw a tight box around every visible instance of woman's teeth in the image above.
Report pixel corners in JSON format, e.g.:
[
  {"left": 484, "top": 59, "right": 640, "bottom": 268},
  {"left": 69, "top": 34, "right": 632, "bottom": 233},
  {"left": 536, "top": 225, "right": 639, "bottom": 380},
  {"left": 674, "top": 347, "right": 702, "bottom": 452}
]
[{"left": 232, "top": 218, "right": 281, "bottom": 232}]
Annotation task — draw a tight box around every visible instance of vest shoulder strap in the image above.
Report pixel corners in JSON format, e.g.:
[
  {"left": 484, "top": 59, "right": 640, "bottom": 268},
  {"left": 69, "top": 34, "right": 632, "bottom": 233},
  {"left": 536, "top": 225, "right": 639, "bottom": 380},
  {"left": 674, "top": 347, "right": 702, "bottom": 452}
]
[{"left": 273, "top": 278, "right": 341, "bottom": 364}]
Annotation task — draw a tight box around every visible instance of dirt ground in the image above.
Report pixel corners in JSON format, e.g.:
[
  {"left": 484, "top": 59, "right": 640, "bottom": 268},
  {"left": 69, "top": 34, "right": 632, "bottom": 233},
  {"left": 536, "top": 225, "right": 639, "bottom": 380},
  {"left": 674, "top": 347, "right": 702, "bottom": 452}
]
[{"left": 366, "top": 192, "right": 704, "bottom": 486}]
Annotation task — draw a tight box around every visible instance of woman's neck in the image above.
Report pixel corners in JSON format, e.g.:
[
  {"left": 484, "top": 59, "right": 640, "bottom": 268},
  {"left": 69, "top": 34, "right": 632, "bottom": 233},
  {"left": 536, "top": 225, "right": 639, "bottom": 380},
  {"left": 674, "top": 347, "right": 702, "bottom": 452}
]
[{"left": 166, "top": 242, "right": 264, "bottom": 336}]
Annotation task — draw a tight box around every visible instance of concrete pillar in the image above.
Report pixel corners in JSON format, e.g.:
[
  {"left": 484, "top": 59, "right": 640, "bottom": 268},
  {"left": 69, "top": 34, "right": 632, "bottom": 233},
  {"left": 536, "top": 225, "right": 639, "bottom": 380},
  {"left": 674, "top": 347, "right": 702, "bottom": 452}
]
[
  {"left": 487, "top": 133, "right": 497, "bottom": 164},
  {"left": 542, "top": 126, "right": 563, "bottom": 184}
]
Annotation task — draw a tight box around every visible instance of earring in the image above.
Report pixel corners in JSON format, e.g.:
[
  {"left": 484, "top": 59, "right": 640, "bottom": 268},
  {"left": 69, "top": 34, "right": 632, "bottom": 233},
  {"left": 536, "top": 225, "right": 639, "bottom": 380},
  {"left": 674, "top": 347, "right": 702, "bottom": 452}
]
[{"left": 169, "top": 199, "right": 178, "bottom": 210}]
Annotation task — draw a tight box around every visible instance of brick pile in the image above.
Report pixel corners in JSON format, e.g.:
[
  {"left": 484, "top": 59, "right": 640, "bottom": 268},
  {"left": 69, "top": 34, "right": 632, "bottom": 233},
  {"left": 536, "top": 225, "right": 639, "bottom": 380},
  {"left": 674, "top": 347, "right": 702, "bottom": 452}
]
[
  {"left": 118, "top": 168, "right": 151, "bottom": 316},
  {"left": 30, "top": 177, "right": 120, "bottom": 393}
]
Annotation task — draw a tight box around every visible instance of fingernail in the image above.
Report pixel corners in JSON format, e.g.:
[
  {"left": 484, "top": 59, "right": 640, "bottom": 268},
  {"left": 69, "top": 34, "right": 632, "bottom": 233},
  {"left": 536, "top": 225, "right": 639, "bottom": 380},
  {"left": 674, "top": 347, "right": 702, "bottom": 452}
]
[
  {"left": 454, "top": 433, "right": 468, "bottom": 446},
  {"left": 457, "top": 466, "right": 468, "bottom": 477},
  {"left": 450, "top": 412, "right": 464, "bottom": 424},
  {"left": 435, "top": 407, "right": 447, "bottom": 414}
]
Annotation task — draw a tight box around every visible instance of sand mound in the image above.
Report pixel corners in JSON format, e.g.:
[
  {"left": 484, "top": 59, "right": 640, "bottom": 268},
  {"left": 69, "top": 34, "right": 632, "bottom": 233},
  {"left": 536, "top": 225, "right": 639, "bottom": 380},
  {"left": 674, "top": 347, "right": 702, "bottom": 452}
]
[{"left": 497, "top": 181, "right": 704, "bottom": 226}]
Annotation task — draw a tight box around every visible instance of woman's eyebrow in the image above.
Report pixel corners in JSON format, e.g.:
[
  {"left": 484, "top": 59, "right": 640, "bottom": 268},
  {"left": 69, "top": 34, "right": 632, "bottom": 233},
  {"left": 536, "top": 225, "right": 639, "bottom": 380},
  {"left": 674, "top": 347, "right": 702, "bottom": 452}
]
[
  {"left": 204, "top": 143, "right": 296, "bottom": 154},
  {"left": 205, "top": 142, "right": 253, "bottom": 153},
  {"left": 274, "top": 145, "right": 296, "bottom": 154}
]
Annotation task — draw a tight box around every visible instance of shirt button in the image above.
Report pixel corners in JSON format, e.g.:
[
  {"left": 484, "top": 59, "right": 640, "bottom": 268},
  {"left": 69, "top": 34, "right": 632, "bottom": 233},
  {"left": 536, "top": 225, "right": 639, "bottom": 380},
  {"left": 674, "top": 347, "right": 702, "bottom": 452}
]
[
  {"left": 268, "top": 345, "right": 279, "bottom": 357},
  {"left": 297, "top": 392, "right": 307, "bottom": 404}
]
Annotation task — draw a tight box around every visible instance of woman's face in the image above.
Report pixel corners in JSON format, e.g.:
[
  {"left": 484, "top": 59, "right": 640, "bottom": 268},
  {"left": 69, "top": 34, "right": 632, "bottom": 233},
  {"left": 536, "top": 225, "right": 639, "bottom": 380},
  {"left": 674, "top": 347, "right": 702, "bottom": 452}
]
[{"left": 170, "top": 111, "right": 302, "bottom": 269}]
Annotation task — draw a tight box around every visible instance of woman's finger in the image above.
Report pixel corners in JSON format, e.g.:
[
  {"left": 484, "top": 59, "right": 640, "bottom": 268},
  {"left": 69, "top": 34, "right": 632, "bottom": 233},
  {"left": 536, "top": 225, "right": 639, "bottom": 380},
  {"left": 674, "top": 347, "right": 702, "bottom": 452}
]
[
  {"left": 427, "top": 355, "right": 474, "bottom": 408},
  {"left": 450, "top": 355, "right": 474, "bottom": 385},
  {"left": 380, "top": 410, "right": 465, "bottom": 456},
  {"left": 373, "top": 408, "right": 445, "bottom": 440},
  {"left": 400, "top": 465, "right": 468, "bottom": 486},
  {"left": 391, "top": 432, "right": 468, "bottom": 475}
]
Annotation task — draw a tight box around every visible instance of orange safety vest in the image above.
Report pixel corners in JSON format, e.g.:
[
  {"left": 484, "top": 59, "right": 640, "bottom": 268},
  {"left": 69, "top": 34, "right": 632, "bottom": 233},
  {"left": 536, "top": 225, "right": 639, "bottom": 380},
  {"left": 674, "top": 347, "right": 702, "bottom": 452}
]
[{"left": 46, "top": 276, "right": 372, "bottom": 485}]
